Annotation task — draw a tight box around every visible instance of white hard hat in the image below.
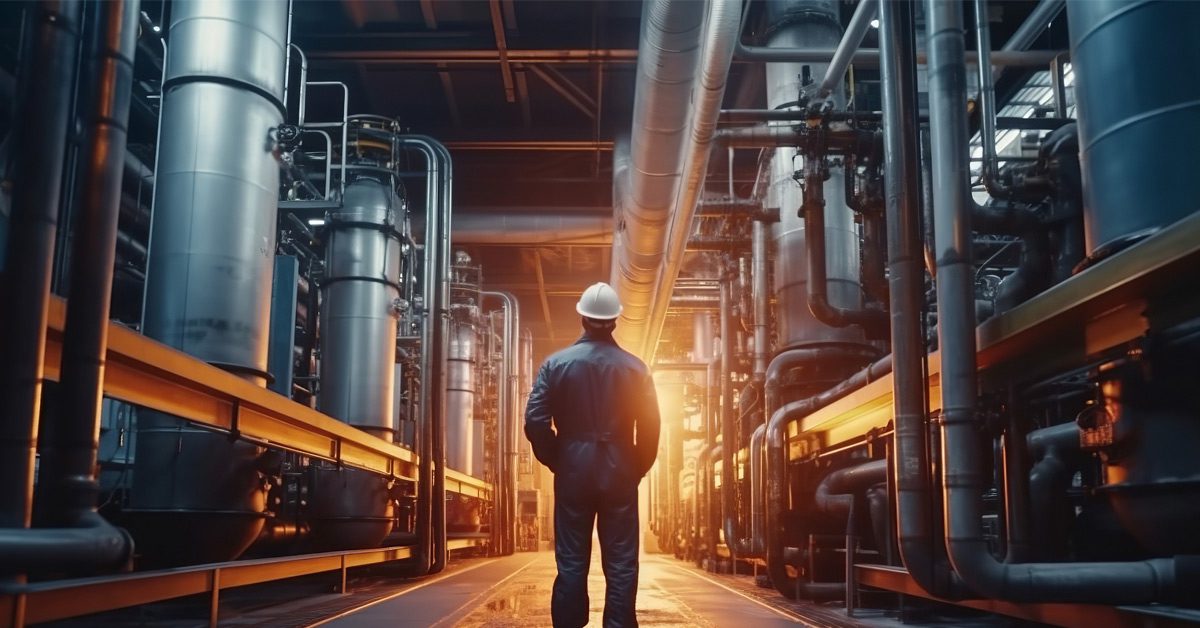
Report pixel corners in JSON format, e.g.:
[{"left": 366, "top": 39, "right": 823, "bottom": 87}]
[{"left": 575, "top": 282, "right": 623, "bottom": 320}]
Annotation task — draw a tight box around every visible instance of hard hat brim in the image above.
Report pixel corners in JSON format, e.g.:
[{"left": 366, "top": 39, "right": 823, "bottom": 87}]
[{"left": 575, "top": 302, "right": 621, "bottom": 320}]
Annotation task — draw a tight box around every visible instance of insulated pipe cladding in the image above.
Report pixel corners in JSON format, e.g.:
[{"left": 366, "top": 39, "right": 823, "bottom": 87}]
[{"left": 131, "top": 0, "right": 289, "bottom": 565}]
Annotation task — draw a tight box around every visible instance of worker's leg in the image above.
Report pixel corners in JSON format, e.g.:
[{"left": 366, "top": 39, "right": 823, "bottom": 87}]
[
  {"left": 597, "top": 481, "right": 640, "bottom": 628},
  {"left": 552, "top": 475, "right": 596, "bottom": 628}
]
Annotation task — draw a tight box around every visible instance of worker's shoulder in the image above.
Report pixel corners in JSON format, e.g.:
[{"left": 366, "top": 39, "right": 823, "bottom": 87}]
[{"left": 544, "top": 339, "right": 648, "bottom": 373}]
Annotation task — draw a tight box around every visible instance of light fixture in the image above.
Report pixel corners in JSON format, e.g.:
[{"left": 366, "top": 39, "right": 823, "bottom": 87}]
[
  {"left": 152, "top": 24, "right": 161, "bottom": 33},
  {"left": 308, "top": 218, "right": 325, "bottom": 226},
  {"left": 870, "top": 18, "right": 879, "bottom": 28}
]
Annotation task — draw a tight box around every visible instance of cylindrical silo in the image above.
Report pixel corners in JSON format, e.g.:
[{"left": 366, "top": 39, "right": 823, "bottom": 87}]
[
  {"left": 318, "top": 177, "right": 404, "bottom": 440},
  {"left": 307, "top": 176, "right": 403, "bottom": 550},
  {"left": 447, "top": 318, "right": 478, "bottom": 476},
  {"left": 130, "top": 0, "right": 288, "bottom": 565},
  {"left": 1067, "top": 0, "right": 1200, "bottom": 259},
  {"left": 765, "top": 0, "right": 869, "bottom": 352}
]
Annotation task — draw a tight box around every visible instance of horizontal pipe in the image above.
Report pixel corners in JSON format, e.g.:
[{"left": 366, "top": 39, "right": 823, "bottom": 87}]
[
  {"left": 307, "top": 48, "right": 639, "bottom": 64},
  {"left": 735, "top": 42, "right": 1062, "bottom": 67}
]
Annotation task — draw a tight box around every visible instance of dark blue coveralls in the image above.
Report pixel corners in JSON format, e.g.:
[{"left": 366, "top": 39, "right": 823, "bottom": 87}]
[{"left": 524, "top": 327, "right": 660, "bottom": 628}]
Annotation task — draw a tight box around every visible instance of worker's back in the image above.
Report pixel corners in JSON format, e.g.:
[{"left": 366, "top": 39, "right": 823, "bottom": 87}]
[{"left": 525, "top": 332, "right": 657, "bottom": 493}]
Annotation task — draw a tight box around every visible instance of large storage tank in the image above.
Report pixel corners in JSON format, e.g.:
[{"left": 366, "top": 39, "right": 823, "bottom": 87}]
[{"left": 1067, "top": 0, "right": 1200, "bottom": 259}]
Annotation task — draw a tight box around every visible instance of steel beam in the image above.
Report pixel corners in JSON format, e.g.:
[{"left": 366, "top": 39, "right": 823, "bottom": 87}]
[
  {"left": 307, "top": 49, "right": 638, "bottom": 64},
  {"left": 533, "top": 252, "right": 556, "bottom": 343},
  {"left": 527, "top": 64, "right": 596, "bottom": 120},
  {"left": 488, "top": 0, "right": 516, "bottom": 102}
]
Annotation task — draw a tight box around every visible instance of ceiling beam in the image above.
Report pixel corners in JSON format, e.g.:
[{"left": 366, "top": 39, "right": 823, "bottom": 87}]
[
  {"left": 534, "top": 251, "right": 556, "bottom": 343},
  {"left": 527, "top": 65, "right": 595, "bottom": 121},
  {"left": 419, "top": 0, "right": 437, "bottom": 29},
  {"left": 488, "top": 0, "right": 516, "bottom": 102},
  {"left": 443, "top": 140, "right": 613, "bottom": 151},
  {"left": 436, "top": 63, "right": 462, "bottom": 128},
  {"left": 515, "top": 68, "right": 532, "bottom": 127},
  {"left": 306, "top": 49, "right": 638, "bottom": 64}
]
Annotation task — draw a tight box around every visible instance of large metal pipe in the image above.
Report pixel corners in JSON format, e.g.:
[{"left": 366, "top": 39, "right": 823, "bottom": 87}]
[
  {"left": 736, "top": 42, "right": 1061, "bottom": 67},
  {"left": 765, "top": 356, "right": 892, "bottom": 597},
  {"left": 751, "top": 221, "right": 769, "bottom": 378},
  {"left": 0, "top": 0, "right": 137, "bottom": 574},
  {"left": 397, "top": 136, "right": 453, "bottom": 575},
  {"left": 0, "top": 0, "right": 83, "bottom": 536},
  {"left": 926, "top": 0, "right": 1186, "bottom": 604},
  {"left": 132, "top": 0, "right": 289, "bottom": 564},
  {"left": 748, "top": 423, "right": 767, "bottom": 556},
  {"left": 641, "top": 0, "right": 742, "bottom": 360},
  {"left": 879, "top": 0, "right": 957, "bottom": 598},
  {"left": 718, "top": 271, "right": 751, "bottom": 559},
  {"left": 482, "top": 290, "right": 520, "bottom": 556},
  {"left": 319, "top": 177, "right": 403, "bottom": 439},
  {"left": 813, "top": 0, "right": 878, "bottom": 103},
  {"left": 610, "top": 0, "right": 706, "bottom": 352}
]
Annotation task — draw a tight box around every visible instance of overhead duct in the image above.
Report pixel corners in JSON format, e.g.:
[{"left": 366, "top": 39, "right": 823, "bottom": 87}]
[
  {"left": 609, "top": 0, "right": 706, "bottom": 351},
  {"left": 131, "top": 0, "right": 289, "bottom": 564},
  {"left": 641, "top": 0, "right": 742, "bottom": 359}
]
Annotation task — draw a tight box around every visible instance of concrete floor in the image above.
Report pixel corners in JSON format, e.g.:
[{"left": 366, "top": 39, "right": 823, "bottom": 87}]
[{"left": 315, "top": 550, "right": 816, "bottom": 627}]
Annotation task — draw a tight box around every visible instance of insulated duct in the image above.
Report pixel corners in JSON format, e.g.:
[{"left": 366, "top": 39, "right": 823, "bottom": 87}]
[
  {"left": 610, "top": 0, "right": 706, "bottom": 351},
  {"left": 131, "top": 0, "right": 289, "bottom": 564},
  {"left": 641, "top": 0, "right": 742, "bottom": 359},
  {"left": 927, "top": 0, "right": 1189, "bottom": 604}
]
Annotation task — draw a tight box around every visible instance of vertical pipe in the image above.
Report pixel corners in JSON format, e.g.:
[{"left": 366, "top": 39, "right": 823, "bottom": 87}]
[
  {"left": 39, "top": 0, "right": 139, "bottom": 526},
  {"left": 751, "top": 221, "right": 769, "bottom": 378},
  {"left": 879, "top": 0, "right": 953, "bottom": 598},
  {"left": 0, "top": 0, "right": 83, "bottom": 531},
  {"left": 719, "top": 271, "right": 739, "bottom": 560},
  {"left": 928, "top": 0, "right": 1181, "bottom": 604}
]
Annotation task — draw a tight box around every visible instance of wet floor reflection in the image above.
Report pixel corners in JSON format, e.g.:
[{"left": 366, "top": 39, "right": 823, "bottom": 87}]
[{"left": 452, "top": 549, "right": 799, "bottom": 627}]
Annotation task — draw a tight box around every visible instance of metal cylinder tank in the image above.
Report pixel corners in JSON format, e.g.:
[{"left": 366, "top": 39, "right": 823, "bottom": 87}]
[
  {"left": 1067, "top": 0, "right": 1200, "bottom": 259},
  {"left": 766, "top": 0, "right": 869, "bottom": 352},
  {"left": 318, "top": 177, "right": 404, "bottom": 440},
  {"left": 308, "top": 176, "right": 403, "bottom": 550},
  {"left": 447, "top": 318, "right": 478, "bottom": 476},
  {"left": 130, "top": 0, "right": 288, "bottom": 565}
]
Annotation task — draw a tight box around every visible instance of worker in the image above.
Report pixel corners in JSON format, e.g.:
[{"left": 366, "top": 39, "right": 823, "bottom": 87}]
[{"left": 525, "top": 282, "right": 661, "bottom": 628}]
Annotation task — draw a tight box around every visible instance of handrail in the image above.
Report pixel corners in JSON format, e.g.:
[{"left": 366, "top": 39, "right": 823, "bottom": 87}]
[{"left": 41, "top": 296, "right": 492, "bottom": 499}]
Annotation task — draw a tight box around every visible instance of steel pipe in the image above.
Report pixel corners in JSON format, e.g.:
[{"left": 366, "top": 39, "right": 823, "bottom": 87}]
[
  {"left": 0, "top": 0, "right": 83, "bottom": 535},
  {"left": 766, "top": 355, "right": 892, "bottom": 597},
  {"left": 813, "top": 0, "right": 879, "bottom": 103},
  {"left": 927, "top": 0, "right": 1186, "bottom": 604},
  {"left": 735, "top": 42, "right": 1062, "bottom": 67},
  {"left": 609, "top": 0, "right": 706, "bottom": 352},
  {"left": 397, "top": 136, "right": 453, "bottom": 576},
  {"left": 879, "top": 0, "right": 959, "bottom": 599},
  {"left": 642, "top": 0, "right": 743, "bottom": 360},
  {"left": 482, "top": 290, "right": 520, "bottom": 557},
  {"left": 751, "top": 221, "right": 769, "bottom": 378}
]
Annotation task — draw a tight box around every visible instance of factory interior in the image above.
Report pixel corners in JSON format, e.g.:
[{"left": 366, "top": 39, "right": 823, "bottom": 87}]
[{"left": 1, "top": 0, "right": 1199, "bottom": 625}]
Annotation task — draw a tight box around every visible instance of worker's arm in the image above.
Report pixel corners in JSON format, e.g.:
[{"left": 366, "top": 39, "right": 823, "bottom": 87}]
[
  {"left": 634, "top": 371, "right": 661, "bottom": 478},
  {"left": 524, "top": 362, "right": 559, "bottom": 472}
]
